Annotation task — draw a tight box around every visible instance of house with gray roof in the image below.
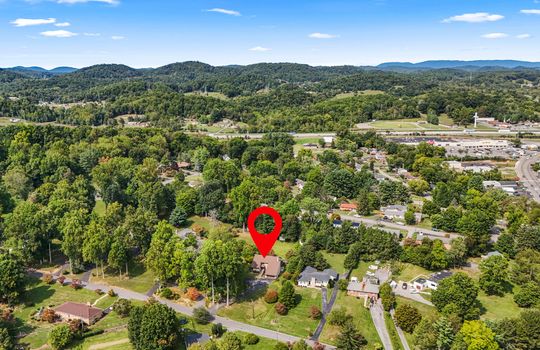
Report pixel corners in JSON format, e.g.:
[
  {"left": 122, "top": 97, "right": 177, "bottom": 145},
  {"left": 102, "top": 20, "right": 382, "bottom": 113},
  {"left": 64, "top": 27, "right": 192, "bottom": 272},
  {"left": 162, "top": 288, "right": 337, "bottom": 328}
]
[
  {"left": 347, "top": 276, "right": 380, "bottom": 298},
  {"left": 297, "top": 266, "right": 338, "bottom": 288}
]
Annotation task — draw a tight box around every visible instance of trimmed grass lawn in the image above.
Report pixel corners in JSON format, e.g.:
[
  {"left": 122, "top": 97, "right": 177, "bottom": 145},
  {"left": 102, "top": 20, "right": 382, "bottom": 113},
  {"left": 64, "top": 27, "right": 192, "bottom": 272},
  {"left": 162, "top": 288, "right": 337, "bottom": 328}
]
[
  {"left": 322, "top": 252, "right": 347, "bottom": 274},
  {"left": 88, "top": 261, "right": 156, "bottom": 294},
  {"left": 93, "top": 199, "right": 106, "bottom": 216},
  {"left": 69, "top": 329, "right": 132, "bottom": 350},
  {"left": 187, "top": 215, "right": 232, "bottom": 232},
  {"left": 394, "top": 263, "right": 431, "bottom": 283},
  {"left": 478, "top": 290, "right": 522, "bottom": 321},
  {"left": 349, "top": 261, "right": 372, "bottom": 281},
  {"left": 396, "top": 296, "right": 437, "bottom": 319},
  {"left": 218, "top": 281, "right": 322, "bottom": 338},
  {"left": 370, "top": 120, "right": 424, "bottom": 130},
  {"left": 319, "top": 291, "right": 381, "bottom": 349}
]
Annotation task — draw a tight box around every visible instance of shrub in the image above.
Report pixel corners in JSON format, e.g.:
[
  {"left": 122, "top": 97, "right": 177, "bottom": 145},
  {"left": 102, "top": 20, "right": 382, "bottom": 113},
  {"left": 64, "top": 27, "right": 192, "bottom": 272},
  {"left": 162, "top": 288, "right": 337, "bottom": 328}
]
[
  {"left": 281, "top": 271, "right": 292, "bottom": 280},
  {"left": 186, "top": 287, "right": 201, "bottom": 301},
  {"left": 42, "top": 309, "right": 57, "bottom": 323},
  {"left": 68, "top": 319, "right": 85, "bottom": 335},
  {"left": 275, "top": 302, "right": 288, "bottom": 315},
  {"left": 211, "top": 323, "right": 226, "bottom": 338},
  {"left": 57, "top": 276, "right": 66, "bottom": 285},
  {"left": 107, "top": 289, "right": 117, "bottom": 297},
  {"left": 338, "top": 279, "right": 348, "bottom": 291},
  {"left": 264, "top": 289, "right": 278, "bottom": 304},
  {"left": 70, "top": 279, "right": 81, "bottom": 290},
  {"left": 312, "top": 342, "right": 326, "bottom": 350},
  {"left": 160, "top": 287, "right": 174, "bottom": 299},
  {"left": 113, "top": 299, "right": 132, "bottom": 318},
  {"left": 193, "top": 307, "right": 212, "bottom": 324},
  {"left": 95, "top": 289, "right": 103, "bottom": 295},
  {"left": 42, "top": 274, "right": 54, "bottom": 284},
  {"left": 380, "top": 283, "right": 395, "bottom": 311},
  {"left": 274, "top": 342, "right": 289, "bottom": 350},
  {"left": 310, "top": 306, "right": 322, "bottom": 320},
  {"left": 394, "top": 304, "right": 422, "bottom": 333},
  {"left": 514, "top": 282, "right": 540, "bottom": 308},
  {"left": 244, "top": 333, "right": 259, "bottom": 345}
]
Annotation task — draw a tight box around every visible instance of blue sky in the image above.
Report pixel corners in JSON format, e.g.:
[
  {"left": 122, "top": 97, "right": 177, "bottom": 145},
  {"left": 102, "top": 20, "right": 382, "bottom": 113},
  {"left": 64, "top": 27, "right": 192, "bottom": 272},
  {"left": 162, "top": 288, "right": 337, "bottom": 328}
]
[{"left": 1, "top": 0, "right": 540, "bottom": 68}]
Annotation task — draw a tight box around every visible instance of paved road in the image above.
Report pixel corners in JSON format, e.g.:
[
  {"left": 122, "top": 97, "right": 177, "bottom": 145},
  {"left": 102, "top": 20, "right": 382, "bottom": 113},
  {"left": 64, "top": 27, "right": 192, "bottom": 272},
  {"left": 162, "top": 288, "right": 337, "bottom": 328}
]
[
  {"left": 389, "top": 309, "right": 411, "bottom": 350},
  {"left": 516, "top": 153, "right": 540, "bottom": 203},
  {"left": 370, "top": 300, "right": 393, "bottom": 350},
  {"left": 30, "top": 271, "right": 334, "bottom": 349},
  {"left": 338, "top": 213, "right": 460, "bottom": 244}
]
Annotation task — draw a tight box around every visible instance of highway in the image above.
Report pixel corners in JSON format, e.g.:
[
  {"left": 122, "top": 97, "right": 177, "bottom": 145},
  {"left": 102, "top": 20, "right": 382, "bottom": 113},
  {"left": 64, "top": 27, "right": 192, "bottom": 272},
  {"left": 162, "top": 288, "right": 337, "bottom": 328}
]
[{"left": 516, "top": 152, "right": 540, "bottom": 203}]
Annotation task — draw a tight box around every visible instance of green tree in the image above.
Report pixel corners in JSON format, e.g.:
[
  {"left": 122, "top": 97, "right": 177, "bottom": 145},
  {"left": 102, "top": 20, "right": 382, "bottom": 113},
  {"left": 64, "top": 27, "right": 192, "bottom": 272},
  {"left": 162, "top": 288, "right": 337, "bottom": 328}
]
[
  {"left": 431, "top": 272, "right": 479, "bottom": 319},
  {"left": 82, "top": 220, "right": 111, "bottom": 278},
  {"left": 60, "top": 209, "right": 88, "bottom": 274},
  {"left": 434, "top": 317, "right": 455, "bottom": 350},
  {"left": 454, "top": 320, "right": 499, "bottom": 350},
  {"left": 48, "top": 324, "right": 73, "bottom": 350},
  {"left": 0, "top": 326, "right": 14, "bottom": 350},
  {"left": 108, "top": 238, "right": 129, "bottom": 276},
  {"left": 514, "top": 282, "right": 540, "bottom": 308},
  {"left": 145, "top": 221, "right": 176, "bottom": 281},
  {"left": 0, "top": 252, "right": 27, "bottom": 304},
  {"left": 335, "top": 323, "right": 367, "bottom": 350},
  {"left": 128, "top": 303, "right": 181, "bottom": 350},
  {"left": 169, "top": 206, "right": 187, "bottom": 227},
  {"left": 404, "top": 210, "right": 416, "bottom": 225},
  {"left": 380, "top": 283, "right": 395, "bottom": 311},
  {"left": 479, "top": 255, "right": 509, "bottom": 296},
  {"left": 394, "top": 304, "right": 422, "bottom": 333},
  {"left": 279, "top": 281, "right": 297, "bottom": 310},
  {"left": 2, "top": 166, "right": 32, "bottom": 199}
]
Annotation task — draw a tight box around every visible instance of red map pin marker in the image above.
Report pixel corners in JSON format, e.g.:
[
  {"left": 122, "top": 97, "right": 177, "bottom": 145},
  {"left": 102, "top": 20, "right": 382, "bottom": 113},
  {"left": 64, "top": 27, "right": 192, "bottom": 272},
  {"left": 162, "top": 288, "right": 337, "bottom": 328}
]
[{"left": 247, "top": 206, "right": 282, "bottom": 257}]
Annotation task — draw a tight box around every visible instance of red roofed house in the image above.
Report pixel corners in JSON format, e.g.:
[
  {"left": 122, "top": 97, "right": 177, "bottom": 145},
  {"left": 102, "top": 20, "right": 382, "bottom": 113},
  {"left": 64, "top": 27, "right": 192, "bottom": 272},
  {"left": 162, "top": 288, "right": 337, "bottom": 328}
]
[
  {"left": 340, "top": 203, "right": 358, "bottom": 212},
  {"left": 252, "top": 255, "right": 282, "bottom": 279},
  {"left": 54, "top": 302, "right": 103, "bottom": 325}
]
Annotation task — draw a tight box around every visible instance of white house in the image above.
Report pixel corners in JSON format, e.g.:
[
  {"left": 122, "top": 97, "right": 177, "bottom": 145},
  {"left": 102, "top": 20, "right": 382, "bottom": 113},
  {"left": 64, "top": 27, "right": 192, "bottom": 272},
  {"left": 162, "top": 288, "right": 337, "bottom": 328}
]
[{"left": 297, "top": 267, "right": 338, "bottom": 288}]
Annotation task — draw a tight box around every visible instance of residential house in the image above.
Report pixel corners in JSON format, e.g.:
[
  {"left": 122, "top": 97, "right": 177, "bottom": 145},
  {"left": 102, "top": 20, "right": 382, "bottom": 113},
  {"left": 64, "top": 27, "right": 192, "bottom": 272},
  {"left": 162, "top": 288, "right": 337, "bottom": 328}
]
[
  {"left": 412, "top": 271, "right": 453, "bottom": 290},
  {"left": 252, "top": 255, "right": 282, "bottom": 279},
  {"left": 347, "top": 276, "right": 380, "bottom": 298},
  {"left": 339, "top": 203, "right": 358, "bottom": 212},
  {"left": 297, "top": 266, "right": 338, "bottom": 288},
  {"left": 54, "top": 302, "right": 103, "bottom": 325},
  {"left": 381, "top": 205, "right": 407, "bottom": 220}
]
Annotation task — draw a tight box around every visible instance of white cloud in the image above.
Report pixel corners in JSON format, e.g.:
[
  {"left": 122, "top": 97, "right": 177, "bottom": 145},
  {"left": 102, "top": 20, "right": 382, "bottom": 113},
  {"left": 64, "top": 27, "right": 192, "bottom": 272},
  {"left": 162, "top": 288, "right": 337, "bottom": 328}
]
[
  {"left": 442, "top": 12, "right": 504, "bottom": 23},
  {"left": 111, "top": 35, "right": 125, "bottom": 40},
  {"left": 206, "top": 8, "right": 241, "bottom": 16},
  {"left": 55, "top": 22, "right": 71, "bottom": 27},
  {"left": 56, "top": 0, "right": 119, "bottom": 4},
  {"left": 11, "top": 18, "right": 56, "bottom": 27},
  {"left": 482, "top": 32, "right": 508, "bottom": 39},
  {"left": 517, "top": 33, "right": 532, "bottom": 39},
  {"left": 83, "top": 32, "right": 101, "bottom": 36},
  {"left": 40, "top": 30, "right": 77, "bottom": 37},
  {"left": 521, "top": 9, "right": 540, "bottom": 15},
  {"left": 249, "top": 46, "right": 271, "bottom": 52},
  {"left": 309, "top": 32, "right": 339, "bottom": 39}
]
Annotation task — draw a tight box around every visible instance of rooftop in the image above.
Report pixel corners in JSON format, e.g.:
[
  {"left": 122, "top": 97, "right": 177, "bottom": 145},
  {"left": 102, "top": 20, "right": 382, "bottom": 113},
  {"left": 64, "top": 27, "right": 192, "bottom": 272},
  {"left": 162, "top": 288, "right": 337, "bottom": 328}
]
[{"left": 54, "top": 302, "right": 102, "bottom": 320}]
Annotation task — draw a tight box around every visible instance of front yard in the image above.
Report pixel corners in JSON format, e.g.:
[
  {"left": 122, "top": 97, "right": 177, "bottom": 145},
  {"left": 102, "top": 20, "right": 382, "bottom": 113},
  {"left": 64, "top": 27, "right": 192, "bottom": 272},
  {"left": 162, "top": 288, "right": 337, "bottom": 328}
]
[
  {"left": 217, "top": 281, "right": 322, "bottom": 338},
  {"left": 319, "top": 291, "right": 380, "bottom": 349}
]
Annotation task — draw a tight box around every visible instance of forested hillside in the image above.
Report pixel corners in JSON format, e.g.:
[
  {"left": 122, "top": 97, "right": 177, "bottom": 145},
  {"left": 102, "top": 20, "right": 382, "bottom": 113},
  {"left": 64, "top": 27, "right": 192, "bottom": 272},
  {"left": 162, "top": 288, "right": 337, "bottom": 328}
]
[{"left": 1, "top": 62, "right": 539, "bottom": 131}]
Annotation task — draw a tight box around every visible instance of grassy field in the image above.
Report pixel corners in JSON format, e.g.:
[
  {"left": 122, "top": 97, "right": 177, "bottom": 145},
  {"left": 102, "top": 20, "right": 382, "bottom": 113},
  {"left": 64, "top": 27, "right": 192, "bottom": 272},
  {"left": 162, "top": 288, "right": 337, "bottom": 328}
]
[
  {"left": 322, "top": 252, "right": 347, "bottom": 274},
  {"left": 218, "top": 281, "right": 322, "bottom": 338},
  {"left": 93, "top": 199, "right": 106, "bottom": 216},
  {"left": 478, "top": 290, "right": 522, "bottom": 320},
  {"left": 393, "top": 263, "right": 431, "bottom": 283},
  {"left": 369, "top": 119, "right": 425, "bottom": 130},
  {"left": 319, "top": 291, "right": 381, "bottom": 348},
  {"left": 187, "top": 215, "right": 232, "bottom": 232},
  {"left": 88, "top": 261, "right": 156, "bottom": 294}
]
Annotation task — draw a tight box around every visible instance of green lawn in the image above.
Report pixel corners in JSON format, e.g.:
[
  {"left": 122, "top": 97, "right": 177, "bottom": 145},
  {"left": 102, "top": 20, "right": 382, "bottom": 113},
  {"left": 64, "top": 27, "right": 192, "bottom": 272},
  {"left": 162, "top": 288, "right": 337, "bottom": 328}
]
[
  {"left": 393, "top": 263, "right": 431, "bottom": 283},
  {"left": 349, "top": 261, "right": 372, "bottom": 281},
  {"left": 88, "top": 261, "right": 156, "bottom": 294},
  {"left": 187, "top": 215, "right": 232, "bottom": 232},
  {"left": 319, "top": 291, "right": 381, "bottom": 349},
  {"left": 218, "top": 281, "right": 322, "bottom": 338},
  {"left": 69, "top": 329, "right": 132, "bottom": 350},
  {"left": 385, "top": 312, "right": 404, "bottom": 350},
  {"left": 93, "top": 199, "right": 106, "bottom": 216},
  {"left": 478, "top": 290, "right": 522, "bottom": 320},
  {"left": 370, "top": 120, "right": 424, "bottom": 130},
  {"left": 322, "top": 252, "right": 347, "bottom": 274}
]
